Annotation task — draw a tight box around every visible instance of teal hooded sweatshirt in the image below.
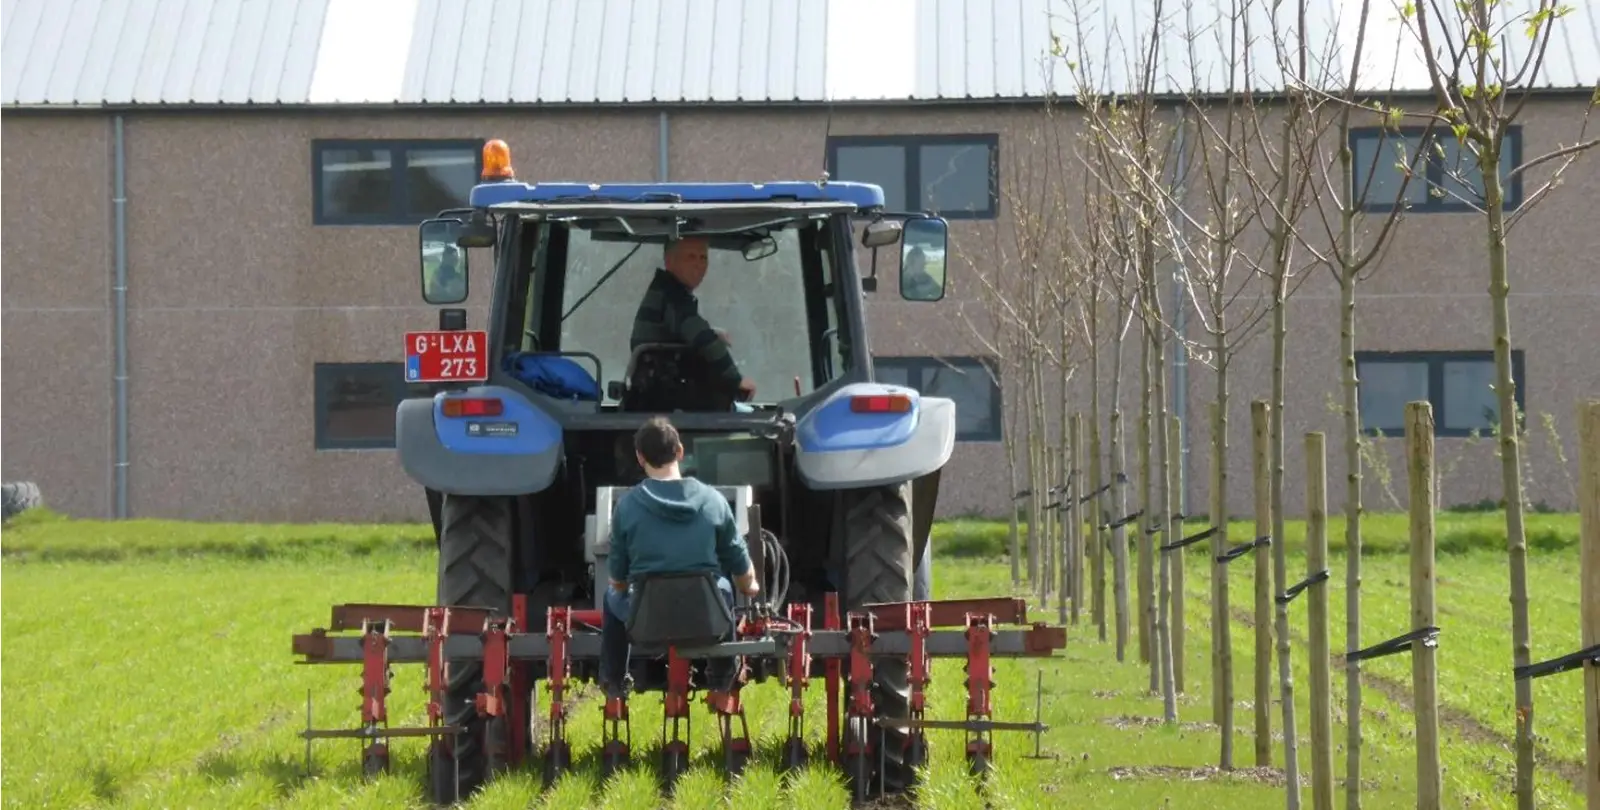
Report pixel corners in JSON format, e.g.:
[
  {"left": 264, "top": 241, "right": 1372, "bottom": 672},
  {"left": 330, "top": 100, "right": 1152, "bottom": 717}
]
[{"left": 608, "top": 477, "right": 752, "bottom": 586}]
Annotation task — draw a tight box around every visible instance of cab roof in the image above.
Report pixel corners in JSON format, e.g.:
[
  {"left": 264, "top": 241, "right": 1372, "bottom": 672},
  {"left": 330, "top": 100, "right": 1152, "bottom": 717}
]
[{"left": 469, "top": 180, "right": 886, "bottom": 211}]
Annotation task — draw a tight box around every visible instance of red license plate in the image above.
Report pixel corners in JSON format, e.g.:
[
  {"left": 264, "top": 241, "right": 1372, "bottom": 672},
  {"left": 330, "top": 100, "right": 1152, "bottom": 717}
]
[{"left": 404, "top": 330, "right": 489, "bottom": 383}]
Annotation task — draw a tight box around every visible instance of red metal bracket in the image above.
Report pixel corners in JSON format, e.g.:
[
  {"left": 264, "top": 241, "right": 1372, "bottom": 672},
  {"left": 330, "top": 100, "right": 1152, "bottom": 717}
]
[
  {"left": 422, "top": 609, "right": 450, "bottom": 739},
  {"left": 509, "top": 594, "right": 530, "bottom": 767},
  {"left": 824, "top": 592, "right": 842, "bottom": 763},
  {"left": 867, "top": 597, "right": 1030, "bottom": 630},
  {"left": 359, "top": 618, "right": 393, "bottom": 773},
  {"left": 964, "top": 612, "right": 996, "bottom": 774},
  {"left": 542, "top": 606, "right": 572, "bottom": 782},
  {"left": 781, "top": 601, "right": 813, "bottom": 770},
  {"left": 906, "top": 602, "right": 932, "bottom": 767}
]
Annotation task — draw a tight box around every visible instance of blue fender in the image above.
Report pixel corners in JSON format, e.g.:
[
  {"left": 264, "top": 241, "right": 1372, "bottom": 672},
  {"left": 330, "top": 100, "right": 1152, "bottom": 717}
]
[
  {"left": 792, "top": 382, "right": 956, "bottom": 491},
  {"left": 395, "top": 384, "right": 564, "bottom": 496}
]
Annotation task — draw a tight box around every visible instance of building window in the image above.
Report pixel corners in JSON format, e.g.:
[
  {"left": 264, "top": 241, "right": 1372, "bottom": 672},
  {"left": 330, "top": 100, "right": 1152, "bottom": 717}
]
[
  {"left": 1355, "top": 350, "right": 1526, "bottom": 437},
  {"left": 827, "top": 135, "right": 999, "bottom": 219},
  {"left": 1350, "top": 126, "right": 1523, "bottom": 213},
  {"left": 873, "top": 355, "right": 1003, "bottom": 441},
  {"left": 312, "top": 139, "right": 484, "bottom": 225},
  {"left": 314, "top": 362, "right": 433, "bottom": 449}
]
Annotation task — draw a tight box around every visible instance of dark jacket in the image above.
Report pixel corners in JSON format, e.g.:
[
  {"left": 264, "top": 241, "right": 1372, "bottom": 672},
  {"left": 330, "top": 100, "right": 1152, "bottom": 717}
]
[
  {"left": 629, "top": 268, "right": 744, "bottom": 385},
  {"left": 608, "top": 477, "right": 752, "bottom": 585}
]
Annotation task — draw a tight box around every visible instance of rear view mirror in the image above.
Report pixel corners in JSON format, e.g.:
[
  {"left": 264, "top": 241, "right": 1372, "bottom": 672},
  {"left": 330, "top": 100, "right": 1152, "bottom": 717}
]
[
  {"left": 742, "top": 235, "right": 778, "bottom": 261},
  {"left": 419, "top": 219, "right": 469, "bottom": 305},
  {"left": 861, "top": 218, "right": 903, "bottom": 248},
  {"left": 899, "top": 216, "right": 949, "bottom": 302}
]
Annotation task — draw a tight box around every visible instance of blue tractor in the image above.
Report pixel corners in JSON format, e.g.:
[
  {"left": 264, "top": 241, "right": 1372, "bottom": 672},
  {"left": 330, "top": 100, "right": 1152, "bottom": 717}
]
[{"left": 396, "top": 139, "right": 965, "bottom": 800}]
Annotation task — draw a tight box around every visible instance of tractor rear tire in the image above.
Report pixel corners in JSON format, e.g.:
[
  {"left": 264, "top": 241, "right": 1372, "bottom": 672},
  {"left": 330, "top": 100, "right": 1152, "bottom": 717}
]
[
  {"left": 838, "top": 482, "right": 918, "bottom": 796},
  {"left": 434, "top": 493, "right": 515, "bottom": 804}
]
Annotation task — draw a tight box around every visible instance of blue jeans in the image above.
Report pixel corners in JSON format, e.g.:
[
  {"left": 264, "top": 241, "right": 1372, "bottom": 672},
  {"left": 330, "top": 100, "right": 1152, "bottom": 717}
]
[{"left": 599, "top": 575, "right": 737, "bottom": 696}]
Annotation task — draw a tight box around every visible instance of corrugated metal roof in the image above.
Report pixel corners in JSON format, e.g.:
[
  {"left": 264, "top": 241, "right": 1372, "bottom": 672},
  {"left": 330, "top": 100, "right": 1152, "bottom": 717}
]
[{"left": 4, "top": 0, "right": 1596, "bottom": 108}]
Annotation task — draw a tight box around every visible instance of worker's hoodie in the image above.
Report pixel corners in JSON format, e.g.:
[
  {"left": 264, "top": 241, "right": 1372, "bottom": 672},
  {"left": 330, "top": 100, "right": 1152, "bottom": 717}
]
[{"left": 608, "top": 475, "right": 752, "bottom": 587}]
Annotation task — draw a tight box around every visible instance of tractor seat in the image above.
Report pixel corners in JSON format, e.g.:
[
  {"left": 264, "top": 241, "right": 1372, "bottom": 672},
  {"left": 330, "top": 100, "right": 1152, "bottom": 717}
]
[{"left": 624, "top": 570, "right": 736, "bottom": 653}]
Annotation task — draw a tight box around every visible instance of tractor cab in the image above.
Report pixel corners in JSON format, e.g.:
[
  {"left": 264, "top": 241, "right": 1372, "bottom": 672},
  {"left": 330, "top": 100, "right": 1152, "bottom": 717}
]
[{"left": 409, "top": 142, "right": 950, "bottom": 428}]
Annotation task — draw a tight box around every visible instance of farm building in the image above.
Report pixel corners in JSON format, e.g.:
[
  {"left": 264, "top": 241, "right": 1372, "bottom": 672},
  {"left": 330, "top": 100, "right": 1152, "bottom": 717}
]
[{"left": 2, "top": 0, "right": 1598, "bottom": 524}]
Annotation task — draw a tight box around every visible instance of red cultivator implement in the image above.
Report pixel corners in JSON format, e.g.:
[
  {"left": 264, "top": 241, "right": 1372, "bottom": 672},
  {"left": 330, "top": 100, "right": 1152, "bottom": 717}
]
[{"left": 292, "top": 592, "right": 1065, "bottom": 803}]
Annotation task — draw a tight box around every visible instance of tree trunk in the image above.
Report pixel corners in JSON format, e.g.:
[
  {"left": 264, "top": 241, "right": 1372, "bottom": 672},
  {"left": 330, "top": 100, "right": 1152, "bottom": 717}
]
[
  {"left": 1139, "top": 336, "right": 1155, "bottom": 671},
  {"left": 1091, "top": 302, "right": 1108, "bottom": 641},
  {"left": 1340, "top": 264, "right": 1366, "bottom": 810},
  {"left": 1482, "top": 138, "right": 1535, "bottom": 810},
  {"left": 1270, "top": 109, "right": 1302, "bottom": 810},
  {"left": 1211, "top": 399, "right": 1234, "bottom": 770},
  {"left": 1169, "top": 413, "right": 1186, "bottom": 695}
]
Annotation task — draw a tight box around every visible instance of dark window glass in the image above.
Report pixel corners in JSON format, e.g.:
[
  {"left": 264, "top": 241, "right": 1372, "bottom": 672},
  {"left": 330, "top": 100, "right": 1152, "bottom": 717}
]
[
  {"left": 319, "top": 147, "right": 394, "bottom": 220},
  {"left": 1350, "top": 126, "right": 1523, "bottom": 213},
  {"left": 314, "top": 362, "right": 427, "bottom": 449},
  {"left": 828, "top": 135, "right": 998, "bottom": 218},
  {"left": 1355, "top": 350, "right": 1526, "bottom": 437},
  {"left": 873, "top": 355, "right": 1002, "bottom": 442},
  {"left": 313, "top": 140, "right": 483, "bottom": 225}
]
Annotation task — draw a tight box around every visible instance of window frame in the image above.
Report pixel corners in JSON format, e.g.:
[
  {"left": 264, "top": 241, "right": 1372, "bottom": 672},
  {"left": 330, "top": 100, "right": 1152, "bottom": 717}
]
[
  {"left": 1348, "top": 125, "right": 1524, "bottom": 214},
  {"left": 314, "top": 361, "right": 431, "bottom": 450},
  {"left": 311, "top": 138, "right": 486, "bottom": 226},
  {"left": 872, "top": 355, "right": 1004, "bottom": 442},
  {"left": 1355, "top": 349, "right": 1527, "bottom": 438},
  {"left": 825, "top": 134, "right": 1000, "bottom": 219}
]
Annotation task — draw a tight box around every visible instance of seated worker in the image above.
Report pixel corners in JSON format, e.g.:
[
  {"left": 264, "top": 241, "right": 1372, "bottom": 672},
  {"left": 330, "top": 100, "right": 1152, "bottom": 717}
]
[
  {"left": 901, "top": 246, "right": 943, "bottom": 301},
  {"left": 629, "top": 236, "right": 758, "bottom": 403},
  {"left": 599, "top": 416, "right": 761, "bottom": 697}
]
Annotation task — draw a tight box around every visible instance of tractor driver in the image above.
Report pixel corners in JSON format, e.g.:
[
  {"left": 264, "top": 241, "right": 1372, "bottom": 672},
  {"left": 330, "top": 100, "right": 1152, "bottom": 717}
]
[
  {"left": 629, "top": 236, "right": 758, "bottom": 403},
  {"left": 599, "top": 416, "right": 761, "bottom": 698}
]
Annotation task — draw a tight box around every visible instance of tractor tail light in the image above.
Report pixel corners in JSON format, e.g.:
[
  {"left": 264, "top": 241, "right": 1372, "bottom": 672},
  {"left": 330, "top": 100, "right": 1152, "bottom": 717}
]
[
  {"left": 442, "top": 397, "right": 504, "bottom": 418},
  {"left": 849, "top": 394, "right": 913, "bottom": 414},
  {"left": 482, "top": 139, "right": 515, "bottom": 182}
]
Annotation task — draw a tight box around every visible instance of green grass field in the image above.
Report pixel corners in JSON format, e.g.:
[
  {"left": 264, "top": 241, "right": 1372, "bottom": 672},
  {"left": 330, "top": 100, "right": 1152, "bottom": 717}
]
[{"left": 1, "top": 509, "right": 1590, "bottom": 809}]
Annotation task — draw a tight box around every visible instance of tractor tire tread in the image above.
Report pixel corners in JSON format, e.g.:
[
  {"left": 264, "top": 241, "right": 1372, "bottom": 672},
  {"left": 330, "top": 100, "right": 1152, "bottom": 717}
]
[
  {"left": 436, "top": 493, "right": 514, "bottom": 802},
  {"left": 839, "top": 482, "right": 917, "bottom": 795}
]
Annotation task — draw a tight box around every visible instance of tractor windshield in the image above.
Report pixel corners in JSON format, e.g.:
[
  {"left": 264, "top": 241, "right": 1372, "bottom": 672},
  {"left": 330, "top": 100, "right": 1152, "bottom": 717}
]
[{"left": 527, "top": 212, "right": 848, "bottom": 406}]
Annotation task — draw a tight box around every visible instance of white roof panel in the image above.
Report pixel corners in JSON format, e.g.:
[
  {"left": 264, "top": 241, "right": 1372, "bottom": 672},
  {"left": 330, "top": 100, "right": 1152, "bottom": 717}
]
[{"left": 4, "top": 0, "right": 1595, "bottom": 107}]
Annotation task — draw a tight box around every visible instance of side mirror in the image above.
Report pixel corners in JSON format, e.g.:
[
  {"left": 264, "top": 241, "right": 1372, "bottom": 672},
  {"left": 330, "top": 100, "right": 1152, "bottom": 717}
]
[
  {"left": 899, "top": 216, "right": 949, "bottom": 302},
  {"left": 419, "top": 219, "right": 470, "bottom": 305},
  {"left": 861, "top": 218, "right": 904, "bottom": 248}
]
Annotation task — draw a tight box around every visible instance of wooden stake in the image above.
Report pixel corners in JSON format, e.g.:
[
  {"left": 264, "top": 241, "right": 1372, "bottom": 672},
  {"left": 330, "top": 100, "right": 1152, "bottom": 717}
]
[
  {"left": 1211, "top": 401, "right": 1234, "bottom": 769},
  {"left": 1252, "top": 400, "right": 1273, "bottom": 767},
  {"left": 1306, "top": 431, "right": 1334, "bottom": 810},
  {"left": 1169, "top": 414, "right": 1186, "bottom": 693},
  {"left": 1579, "top": 401, "right": 1600, "bottom": 810},
  {"left": 1407, "top": 401, "right": 1442, "bottom": 810},
  {"left": 1092, "top": 417, "right": 1108, "bottom": 642}
]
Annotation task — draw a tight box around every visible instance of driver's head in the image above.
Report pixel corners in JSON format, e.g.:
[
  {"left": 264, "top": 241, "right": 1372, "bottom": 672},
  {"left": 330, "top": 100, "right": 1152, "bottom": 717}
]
[
  {"left": 906, "top": 247, "right": 927, "bottom": 274},
  {"left": 663, "top": 236, "right": 709, "bottom": 289}
]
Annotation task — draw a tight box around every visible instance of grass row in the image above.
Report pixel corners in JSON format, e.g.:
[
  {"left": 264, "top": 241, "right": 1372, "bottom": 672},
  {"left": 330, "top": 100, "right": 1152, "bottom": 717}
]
[
  {"left": 1, "top": 507, "right": 1579, "bottom": 564},
  {"left": 3, "top": 546, "right": 1586, "bottom": 808}
]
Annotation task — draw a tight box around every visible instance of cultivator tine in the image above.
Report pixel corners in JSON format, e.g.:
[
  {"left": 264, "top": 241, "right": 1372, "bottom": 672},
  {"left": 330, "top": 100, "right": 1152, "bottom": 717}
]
[
  {"left": 1021, "top": 668, "right": 1057, "bottom": 761},
  {"left": 905, "top": 602, "right": 932, "bottom": 772},
  {"left": 963, "top": 613, "right": 996, "bottom": 779},
  {"left": 476, "top": 613, "right": 514, "bottom": 776},
  {"left": 600, "top": 693, "right": 631, "bottom": 780},
  {"left": 843, "top": 611, "right": 877, "bottom": 803},
  {"left": 706, "top": 686, "right": 752, "bottom": 779},
  {"left": 359, "top": 618, "right": 393, "bottom": 778},
  {"left": 781, "top": 602, "right": 813, "bottom": 771},
  {"left": 541, "top": 607, "right": 573, "bottom": 786},
  {"left": 660, "top": 648, "right": 692, "bottom": 790}
]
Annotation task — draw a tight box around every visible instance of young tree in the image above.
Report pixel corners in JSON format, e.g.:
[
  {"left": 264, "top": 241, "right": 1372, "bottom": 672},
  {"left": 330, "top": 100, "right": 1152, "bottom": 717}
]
[{"left": 1395, "top": 2, "right": 1599, "bottom": 806}]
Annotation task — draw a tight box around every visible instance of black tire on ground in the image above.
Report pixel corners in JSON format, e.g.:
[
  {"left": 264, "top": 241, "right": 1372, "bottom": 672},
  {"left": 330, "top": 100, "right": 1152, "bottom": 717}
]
[
  {"left": 837, "top": 482, "right": 918, "bottom": 795},
  {"left": 433, "top": 493, "right": 515, "bottom": 804},
  {"left": 1, "top": 481, "right": 42, "bottom": 520},
  {"left": 913, "top": 535, "right": 933, "bottom": 602}
]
